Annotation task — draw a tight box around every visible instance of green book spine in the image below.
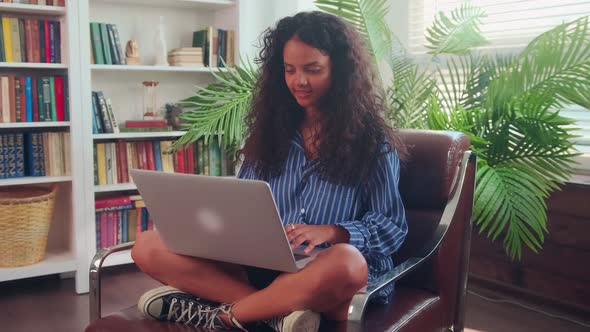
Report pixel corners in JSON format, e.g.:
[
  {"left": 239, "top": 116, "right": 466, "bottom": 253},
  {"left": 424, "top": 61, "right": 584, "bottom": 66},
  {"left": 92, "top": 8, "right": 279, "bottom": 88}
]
[
  {"left": 197, "top": 138, "right": 204, "bottom": 175},
  {"left": 208, "top": 137, "right": 221, "bottom": 176},
  {"left": 49, "top": 76, "right": 56, "bottom": 121},
  {"left": 90, "top": 23, "right": 104, "bottom": 65},
  {"left": 37, "top": 77, "right": 45, "bottom": 121},
  {"left": 99, "top": 23, "right": 112, "bottom": 65}
]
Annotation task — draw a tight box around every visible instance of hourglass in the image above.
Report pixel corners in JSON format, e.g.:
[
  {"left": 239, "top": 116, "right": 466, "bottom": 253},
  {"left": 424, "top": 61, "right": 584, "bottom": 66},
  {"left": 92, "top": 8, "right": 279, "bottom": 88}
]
[{"left": 142, "top": 80, "right": 161, "bottom": 120}]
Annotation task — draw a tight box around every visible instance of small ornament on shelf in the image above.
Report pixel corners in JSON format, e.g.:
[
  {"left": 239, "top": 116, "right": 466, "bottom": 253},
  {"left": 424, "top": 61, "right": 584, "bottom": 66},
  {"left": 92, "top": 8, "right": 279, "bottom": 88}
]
[
  {"left": 142, "top": 80, "right": 161, "bottom": 120},
  {"left": 125, "top": 40, "right": 140, "bottom": 65},
  {"left": 154, "top": 16, "right": 169, "bottom": 66}
]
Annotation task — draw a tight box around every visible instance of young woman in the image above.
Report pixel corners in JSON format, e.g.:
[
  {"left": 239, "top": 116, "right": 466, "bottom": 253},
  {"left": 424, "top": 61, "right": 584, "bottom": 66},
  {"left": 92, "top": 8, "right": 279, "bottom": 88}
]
[{"left": 131, "top": 11, "right": 407, "bottom": 332}]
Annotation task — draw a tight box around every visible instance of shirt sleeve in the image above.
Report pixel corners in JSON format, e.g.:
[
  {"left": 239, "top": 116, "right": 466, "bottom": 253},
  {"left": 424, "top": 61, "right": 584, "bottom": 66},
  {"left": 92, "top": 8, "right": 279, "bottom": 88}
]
[
  {"left": 237, "top": 161, "right": 259, "bottom": 180},
  {"left": 335, "top": 150, "right": 408, "bottom": 256}
]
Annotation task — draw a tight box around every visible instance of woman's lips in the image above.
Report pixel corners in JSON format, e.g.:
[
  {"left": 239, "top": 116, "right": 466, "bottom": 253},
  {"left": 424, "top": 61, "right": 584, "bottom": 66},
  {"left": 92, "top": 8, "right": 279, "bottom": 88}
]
[{"left": 295, "top": 91, "right": 311, "bottom": 98}]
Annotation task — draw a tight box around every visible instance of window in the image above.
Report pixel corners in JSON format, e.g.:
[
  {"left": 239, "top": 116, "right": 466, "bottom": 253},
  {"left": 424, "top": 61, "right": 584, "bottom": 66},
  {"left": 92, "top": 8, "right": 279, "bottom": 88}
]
[{"left": 408, "top": 0, "right": 590, "bottom": 172}]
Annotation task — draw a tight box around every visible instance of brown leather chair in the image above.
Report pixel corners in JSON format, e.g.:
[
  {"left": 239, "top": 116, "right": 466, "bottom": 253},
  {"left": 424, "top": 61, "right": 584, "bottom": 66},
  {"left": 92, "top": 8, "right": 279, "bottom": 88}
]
[{"left": 86, "top": 129, "right": 476, "bottom": 332}]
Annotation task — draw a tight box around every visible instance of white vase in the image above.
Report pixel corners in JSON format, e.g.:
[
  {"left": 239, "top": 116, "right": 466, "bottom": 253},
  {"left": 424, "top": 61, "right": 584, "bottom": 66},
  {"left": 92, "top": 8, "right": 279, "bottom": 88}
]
[{"left": 154, "top": 16, "right": 169, "bottom": 66}]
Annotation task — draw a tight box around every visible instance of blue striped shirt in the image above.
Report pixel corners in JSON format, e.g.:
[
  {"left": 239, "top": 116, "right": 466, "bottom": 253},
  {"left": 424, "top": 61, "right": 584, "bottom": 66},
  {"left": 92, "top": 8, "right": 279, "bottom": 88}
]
[{"left": 238, "top": 132, "right": 407, "bottom": 301}]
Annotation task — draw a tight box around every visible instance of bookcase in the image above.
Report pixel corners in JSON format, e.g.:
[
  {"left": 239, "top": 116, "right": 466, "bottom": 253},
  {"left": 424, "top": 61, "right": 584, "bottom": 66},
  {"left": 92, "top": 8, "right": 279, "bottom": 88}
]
[
  {"left": 0, "top": 0, "right": 85, "bottom": 287},
  {"left": 0, "top": 0, "right": 278, "bottom": 294}
]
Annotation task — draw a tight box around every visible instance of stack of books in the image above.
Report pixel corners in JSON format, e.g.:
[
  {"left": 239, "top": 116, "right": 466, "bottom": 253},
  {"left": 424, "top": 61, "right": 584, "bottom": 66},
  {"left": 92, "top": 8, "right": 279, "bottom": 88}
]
[
  {"left": 119, "top": 119, "right": 172, "bottom": 133},
  {"left": 167, "top": 47, "right": 203, "bottom": 67}
]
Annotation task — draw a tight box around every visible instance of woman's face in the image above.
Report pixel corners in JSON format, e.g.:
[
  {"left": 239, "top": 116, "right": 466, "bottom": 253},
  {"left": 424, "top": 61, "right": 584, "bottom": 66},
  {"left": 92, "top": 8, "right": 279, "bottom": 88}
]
[{"left": 283, "top": 36, "right": 332, "bottom": 112}]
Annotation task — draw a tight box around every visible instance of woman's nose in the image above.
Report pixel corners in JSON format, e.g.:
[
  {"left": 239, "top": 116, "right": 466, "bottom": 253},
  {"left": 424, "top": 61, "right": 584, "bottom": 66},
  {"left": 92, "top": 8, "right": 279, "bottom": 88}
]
[{"left": 297, "top": 74, "right": 309, "bottom": 86}]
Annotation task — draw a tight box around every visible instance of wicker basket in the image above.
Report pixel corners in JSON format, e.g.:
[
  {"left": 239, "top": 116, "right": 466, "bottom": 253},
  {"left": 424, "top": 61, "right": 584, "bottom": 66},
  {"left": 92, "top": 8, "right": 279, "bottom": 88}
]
[{"left": 0, "top": 186, "right": 56, "bottom": 267}]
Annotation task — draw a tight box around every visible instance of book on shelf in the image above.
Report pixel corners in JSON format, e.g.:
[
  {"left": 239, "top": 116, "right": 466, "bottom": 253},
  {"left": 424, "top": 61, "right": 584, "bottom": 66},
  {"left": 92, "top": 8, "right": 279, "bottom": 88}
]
[
  {"left": 93, "top": 137, "right": 235, "bottom": 186},
  {"left": 0, "top": 16, "right": 61, "bottom": 64},
  {"left": 89, "top": 22, "right": 125, "bottom": 65},
  {"left": 0, "top": 1, "right": 66, "bottom": 6},
  {"left": 94, "top": 194, "right": 152, "bottom": 250},
  {"left": 0, "top": 131, "right": 69, "bottom": 179},
  {"left": 91, "top": 90, "right": 119, "bottom": 134},
  {"left": 0, "top": 74, "right": 68, "bottom": 123},
  {"left": 192, "top": 27, "right": 234, "bottom": 68}
]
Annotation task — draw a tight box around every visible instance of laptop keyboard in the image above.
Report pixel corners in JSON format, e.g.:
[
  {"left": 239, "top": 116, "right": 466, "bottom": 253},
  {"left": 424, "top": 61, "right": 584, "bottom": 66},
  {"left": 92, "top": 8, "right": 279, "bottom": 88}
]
[{"left": 293, "top": 253, "right": 309, "bottom": 260}]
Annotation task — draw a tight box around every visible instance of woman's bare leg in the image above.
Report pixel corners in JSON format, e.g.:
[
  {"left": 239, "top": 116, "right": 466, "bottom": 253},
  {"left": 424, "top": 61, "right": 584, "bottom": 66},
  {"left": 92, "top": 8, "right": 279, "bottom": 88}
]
[
  {"left": 132, "top": 230, "right": 258, "bottom": 303},
  {"left": 133, "top": 231, "right": 367, "bottom": 324},
  {"left": 230, "top": 243, "right": 367, "bottom": 322}
]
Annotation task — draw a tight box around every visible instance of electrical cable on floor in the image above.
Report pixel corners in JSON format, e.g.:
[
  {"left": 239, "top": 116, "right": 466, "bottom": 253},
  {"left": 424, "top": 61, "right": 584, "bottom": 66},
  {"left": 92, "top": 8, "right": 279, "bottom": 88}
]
[{"left": 467, "top": 290, "right": 590, "bottom": 329}]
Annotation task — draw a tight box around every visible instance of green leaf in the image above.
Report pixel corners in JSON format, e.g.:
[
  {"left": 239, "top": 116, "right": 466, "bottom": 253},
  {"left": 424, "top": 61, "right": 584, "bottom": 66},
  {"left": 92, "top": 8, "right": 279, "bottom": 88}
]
[
  {"left": 172, "top": 59, "right": 258, "bottom": 152},
  {"left": 425, "top": 1, "right": 489, "bottom": 56}
]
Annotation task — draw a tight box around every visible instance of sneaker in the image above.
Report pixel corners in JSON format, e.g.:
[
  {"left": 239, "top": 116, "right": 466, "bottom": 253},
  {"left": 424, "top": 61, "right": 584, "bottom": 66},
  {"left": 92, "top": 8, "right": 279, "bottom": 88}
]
[
  {"left": 138, "top": 285, "right": 239, "bottom": 330},
  {"left": 265, "top": 310, "right": 321, "bottom": 332}
]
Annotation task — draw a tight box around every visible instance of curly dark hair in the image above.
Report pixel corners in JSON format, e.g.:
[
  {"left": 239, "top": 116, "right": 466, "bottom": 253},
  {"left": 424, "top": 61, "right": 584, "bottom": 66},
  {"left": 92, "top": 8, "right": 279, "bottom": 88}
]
[{"left": 240, "top": 11, "right": 406, "bottom": 185}]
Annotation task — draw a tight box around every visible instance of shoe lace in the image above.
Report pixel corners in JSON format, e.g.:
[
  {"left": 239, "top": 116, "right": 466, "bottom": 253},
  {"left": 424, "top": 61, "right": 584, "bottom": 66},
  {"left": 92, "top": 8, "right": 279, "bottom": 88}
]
[
  {"left": 166, "top": 298, "right": 229, "bottom": 329},
  {"left": 264, "top": 315, "right": 284, "bottom": 332}
]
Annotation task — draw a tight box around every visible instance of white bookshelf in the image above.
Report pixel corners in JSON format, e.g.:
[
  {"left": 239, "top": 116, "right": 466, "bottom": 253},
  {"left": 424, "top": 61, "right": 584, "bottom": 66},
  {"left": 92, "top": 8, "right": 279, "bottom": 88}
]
[
  {"left": 0, "top": 122, "right": 70, "bottom": 129},
  {"left": 0, "top": 62, "right": 68, "bottom": 69},
  {"left": 0, "top": 1, "right": 82, "bottom": 291},
  {"left": 93, "top": 131, "right": 185, "bottom": 140},
  {"left": 92, "top": 0, "right": 234, "bottom": 10},
  {"left": 91, "top": 64, "right": 220, "bottom": 73},
  {"left": 0, "top": 251, "right": 76, "bottom": 282},
  {"left": 0, "top": 176, "right": 72, "bottom": 187},
  {"left": 0, "top": 3, "right": 66, "bottom": 16},
  {"left": 94, "top": 183, "right": 137, "bottom": 193}
]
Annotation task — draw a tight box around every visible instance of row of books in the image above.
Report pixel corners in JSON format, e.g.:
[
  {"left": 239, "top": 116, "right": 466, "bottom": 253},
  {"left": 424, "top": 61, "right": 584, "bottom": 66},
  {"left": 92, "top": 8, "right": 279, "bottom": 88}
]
[
  {"left": 0, "top": 0, "right": 65, "bottom": 5},
  {"left": 89, "top": 22, "right": 124, "bottom": 66},
  {"left": 95, "top": 195, "right": 152, "bottom": 249},
  {"left": 0, "top": 16, "right": 61, "bottom": 63},
  {"left": 0, "top": 131, "right": 70, "bottom": 179},
  {"left": 91, "top": 90, "right": 119, "bottom": 134},
  {"left": 192, "top": 27, "right": 235, "bottom": 68},
  {"left": 168, "top": 47, "right": 203, "bottom": 67},
  {"left": 0, "top": 75, "right": 68, "bottom": 123},
  {"left": 93, "top": 138, "right": 235, "bottom": 186}
]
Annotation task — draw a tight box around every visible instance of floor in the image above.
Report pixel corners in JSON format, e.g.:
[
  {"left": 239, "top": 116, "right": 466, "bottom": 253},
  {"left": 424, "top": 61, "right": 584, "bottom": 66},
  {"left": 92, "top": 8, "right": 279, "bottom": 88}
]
[{"left": 0, "top": 265, "right": 588, "bottom": 332}]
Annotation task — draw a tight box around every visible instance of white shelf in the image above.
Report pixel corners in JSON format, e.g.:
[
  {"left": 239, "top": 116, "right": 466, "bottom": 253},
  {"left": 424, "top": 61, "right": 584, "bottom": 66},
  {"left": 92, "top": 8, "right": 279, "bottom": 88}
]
[
  {"left": 0, "top": 62, "right": 68, "bottom": 69},
  {"left": 94, "top": 183, "right": 137, "bottom": 193},
  {"left": 0, "top": 121, "right": 70, "bottom": 129},
  {"left": 0, "top": 251, "right": 76, "bottom": 282},
  {"left": 101, "top": 249, "right": 134, "bottom": 267},
  {"left": 92, "top": 0, "right": 234, "bottom": 10},
  {"left": 0, "top": 176, "right": 72, "bottom": 187},
  {"left": 0, "top": 3, "right": 66, "bottom": 16},
  {"left": 93, "top": 131, "right": 185, "bottom": 140},
  {"left": 90, "top": 64, "right": 223, "bottom": 73}
]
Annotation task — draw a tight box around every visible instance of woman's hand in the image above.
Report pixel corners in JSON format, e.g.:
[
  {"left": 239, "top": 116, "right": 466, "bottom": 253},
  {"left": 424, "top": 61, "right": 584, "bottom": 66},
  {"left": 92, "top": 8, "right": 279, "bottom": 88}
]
[{"left": 284, "top": 224, "right": 350, "bottom": 254}]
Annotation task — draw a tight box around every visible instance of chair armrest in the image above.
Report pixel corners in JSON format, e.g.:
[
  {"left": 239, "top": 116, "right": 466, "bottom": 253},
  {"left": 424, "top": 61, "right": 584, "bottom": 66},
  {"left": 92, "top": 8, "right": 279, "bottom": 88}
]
[
  {"left": 89, "top": 241, "right": 136, "bottom": 322},
  {"left": 347, "top": 151, "right": 474, "bottom": 331}
]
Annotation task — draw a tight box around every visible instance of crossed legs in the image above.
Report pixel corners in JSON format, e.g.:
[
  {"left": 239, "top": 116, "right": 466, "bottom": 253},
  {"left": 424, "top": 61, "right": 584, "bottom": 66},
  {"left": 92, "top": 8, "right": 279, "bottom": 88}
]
[{"left": 131, "top": 230, "right": 368, "bottom": 323}]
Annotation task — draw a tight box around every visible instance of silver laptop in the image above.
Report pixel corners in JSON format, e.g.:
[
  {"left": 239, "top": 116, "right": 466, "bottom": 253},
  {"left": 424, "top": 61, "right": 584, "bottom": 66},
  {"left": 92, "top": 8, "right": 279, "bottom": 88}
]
[{"left": 130, "top": 169, "right": 319, "bottom": 272}]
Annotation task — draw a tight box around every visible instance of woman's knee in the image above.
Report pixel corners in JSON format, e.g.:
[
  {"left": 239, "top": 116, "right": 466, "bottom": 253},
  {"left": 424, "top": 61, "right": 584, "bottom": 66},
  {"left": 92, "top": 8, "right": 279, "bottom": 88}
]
[
  {"left": 322, "top": 244, "right": 368, "bottom": 291},
  {"left": 131, "top": 230, "right": 164, "bottom": 272}
]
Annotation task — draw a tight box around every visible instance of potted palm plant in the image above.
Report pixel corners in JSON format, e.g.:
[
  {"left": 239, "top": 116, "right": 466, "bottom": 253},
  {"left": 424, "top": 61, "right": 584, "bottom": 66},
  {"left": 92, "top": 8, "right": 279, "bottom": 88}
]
[{"left": 174, "top": 0, "right": 589, "bottom": 260}]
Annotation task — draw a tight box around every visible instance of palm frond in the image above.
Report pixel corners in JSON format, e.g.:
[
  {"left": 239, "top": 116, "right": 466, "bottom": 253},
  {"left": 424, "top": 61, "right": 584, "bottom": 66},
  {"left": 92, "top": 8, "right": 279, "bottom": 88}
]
[
  {"left": 388, "top": 64, "right": 435, "bottom": 128},
  {"left": 171, "top": 59, "right": 258, "bottom": 151},
  {"left": 474, "top": 163, "right": 549, "bottom": 260},
  {"left": 314, "top": 0, "right": 393, "bottom": 69},
  {"left": 425, "top": 1, "right": 488, "bottom": 56},
  {"left": 488, "top": 17, "right": 590, "bottom": 111}
]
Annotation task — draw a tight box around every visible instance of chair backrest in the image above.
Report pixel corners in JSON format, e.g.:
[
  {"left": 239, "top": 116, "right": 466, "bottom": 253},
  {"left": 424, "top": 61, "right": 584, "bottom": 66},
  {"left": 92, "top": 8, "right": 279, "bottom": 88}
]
[{"left": 395, "top": 129, "right": 475, "bottom": 331}]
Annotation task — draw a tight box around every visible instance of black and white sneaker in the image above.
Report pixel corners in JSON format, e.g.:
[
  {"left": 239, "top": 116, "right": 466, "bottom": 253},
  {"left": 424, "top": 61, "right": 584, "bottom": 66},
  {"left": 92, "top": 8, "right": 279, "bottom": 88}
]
[
  {"left": 137, "top": 285, "right": 245, "bottom": 330},
  {"left": 264, "top": 310, "right": 321, "bottom": 332}
]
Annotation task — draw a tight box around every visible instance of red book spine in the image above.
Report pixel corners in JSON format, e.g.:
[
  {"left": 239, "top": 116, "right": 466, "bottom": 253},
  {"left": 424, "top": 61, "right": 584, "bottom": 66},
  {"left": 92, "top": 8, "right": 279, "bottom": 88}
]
[
  {"left": 124, "top": 120, "right": 168, "bottom": 128},
  {"left": 175, "top": 148, "right": 185, "bottom": 173},
  {"left": 54, "top": 76, "right": 64, "bottom": 121},
  {"left": 32, "top": 78, "right": 39, "bottom": 122},
  {"left": 185, "top": 144, "right": 195, "bottom": 174},
  {"left": 31, "top": 20, "right": 40, "bottom": 63},
  {"left": 24, "top": 19, "right": 34, "bottom": 63},
  {"left": 117, "top": 140, "right": 129, "bottom": 183},
  {"left": 115, "top": 142, "right": 122, "bottom": 183},
  {"left": 100, "top": 212, "right": 108, "bottom": 249},
  {"left": 145, "top": 141, "right": 155, "bottom": 171},
  {"left": 95, "top": 196, "right": 132, "bottom": 209},
  {"left": 44, "top": 20, "right": 50, "bottom": 63},
  {"left": 19, "top": 77, "right": 26, "bottom": 122},
  {"left": 136, "top": 208, "right": 143, "bottom": 235}
]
